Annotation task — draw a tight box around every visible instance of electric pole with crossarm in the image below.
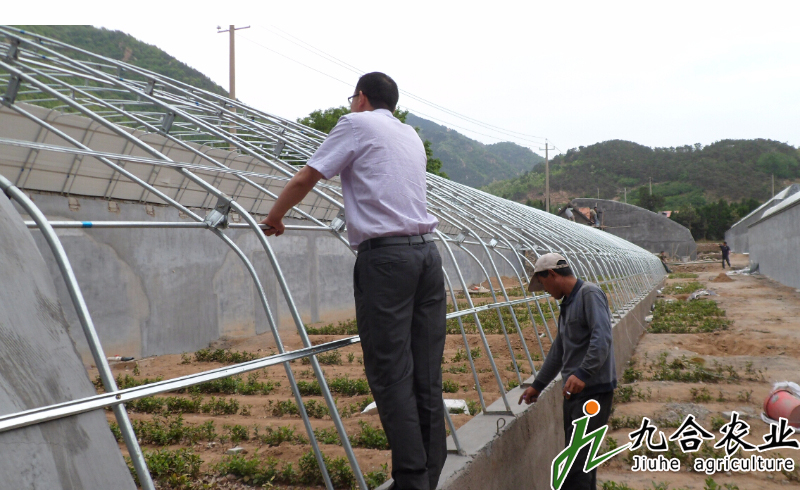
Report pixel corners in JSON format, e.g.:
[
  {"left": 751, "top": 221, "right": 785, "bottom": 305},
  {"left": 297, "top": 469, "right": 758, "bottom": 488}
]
[{"left": 217, "top": 25, "right": 250, "bottom": 100}]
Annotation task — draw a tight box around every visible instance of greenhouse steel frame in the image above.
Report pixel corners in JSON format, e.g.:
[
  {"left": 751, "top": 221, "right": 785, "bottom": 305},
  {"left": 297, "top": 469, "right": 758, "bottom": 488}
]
[{"left": 0, "top": 26, "right": 664, "bottom": 490}]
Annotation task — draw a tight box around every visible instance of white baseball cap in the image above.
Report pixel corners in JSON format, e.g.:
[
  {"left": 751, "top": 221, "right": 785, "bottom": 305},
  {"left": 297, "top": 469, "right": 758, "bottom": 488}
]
[{"left": 528, "top": 253, "right": 570, "bottom": 292}]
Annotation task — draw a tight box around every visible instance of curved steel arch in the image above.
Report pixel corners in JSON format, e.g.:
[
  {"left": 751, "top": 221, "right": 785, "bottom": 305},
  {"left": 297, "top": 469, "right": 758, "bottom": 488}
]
[{"left": 0, "top": 26, "right": 664, "bottom": 490}]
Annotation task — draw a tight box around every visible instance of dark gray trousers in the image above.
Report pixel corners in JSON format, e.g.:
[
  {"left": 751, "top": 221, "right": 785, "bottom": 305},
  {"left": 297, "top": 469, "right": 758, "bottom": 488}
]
[
  {"left": 562, "top": 390, "right": 614, "bottom": 490},
  {"left": 353, "top": 242, "right": 447, "bottom": 490}
]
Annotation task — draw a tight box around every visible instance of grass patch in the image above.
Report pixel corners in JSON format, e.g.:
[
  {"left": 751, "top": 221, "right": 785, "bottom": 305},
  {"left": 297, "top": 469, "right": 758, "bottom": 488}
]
[
  {"left": 185, "top": 372, "right": 279, "bottom": 396},
  {"left": 668, "top": 272, "right": 699, "bottom": 279},
  {"left": 258, "top": 425, "right": 308, "bottom": 446},
  {"left": 350, "top": 421, "right": 389, "bottom": 450},
  {"left": 302, "top": 349, "right": 343, "bottom": 366},
  {"left": 649, "top": 299, "right": 731, "bottom": 333},
  {"left": 613, "top": 385, "right": 651, "bottom": 404},
  {"left": 127, "top": 395, "right": 244, "bottom": 416},
  {"left": 690, "top": 387, "right": 712, "bottom": 402},
  {"left": 661, "top": 281, "right": 704, "bottom": 295},
  {"left": 126, "top": 448, "right": 202, "bottom": 489},
  {"left": 305, "top": 318, "right": 358, "bottom": 335},
  {"left": 192, "top": 348, "right": 258, "bottom": 364},
  {"left": 214, "top": 449, "right": 386, "bottom": 489},
  {"left": 445, "top": 301, "right": 554, "bottom": 335},
  {"left": 113, "top": 415, "right": 217, "bottom": 446},
  {"left": 445, "top": 364, "right": 469, "bottom": 374},
  {"left": 298, "top": 376, "right": 370, "bottom": 397},
  {"left": 94, "top": 373, "right": 163, "bottom": 391},
  {"left": 645, "top": 352, "right": 762, "bottom": 383},
  {"left": 442, "top": 379, "right": 460, "bottom": 393},
  {"left": 269, "top": 399, "right": 330, "bottom": 419}
]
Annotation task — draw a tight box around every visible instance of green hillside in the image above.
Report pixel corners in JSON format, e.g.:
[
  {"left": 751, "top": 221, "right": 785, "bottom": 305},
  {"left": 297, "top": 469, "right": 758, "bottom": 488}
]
[
  {"left": 483, "top": 139, "right": 800, "bottom": 209},
  {"left": 12, "top": 25, "right": 227, "bottom": 96},
  {"left": 406, "top": 113, "right": 544, "bottom": 187}
]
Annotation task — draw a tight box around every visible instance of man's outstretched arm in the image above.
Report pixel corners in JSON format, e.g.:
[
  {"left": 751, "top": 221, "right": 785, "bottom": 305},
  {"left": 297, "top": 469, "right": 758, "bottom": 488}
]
[{"left": 260, "top": 165, "right": 323, "bottom": 236}]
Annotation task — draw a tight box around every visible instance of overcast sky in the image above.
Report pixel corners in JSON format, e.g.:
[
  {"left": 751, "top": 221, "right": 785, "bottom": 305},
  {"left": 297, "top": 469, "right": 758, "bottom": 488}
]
[{"left": 10, "top": 1, "right": 800, "bottom": 158}]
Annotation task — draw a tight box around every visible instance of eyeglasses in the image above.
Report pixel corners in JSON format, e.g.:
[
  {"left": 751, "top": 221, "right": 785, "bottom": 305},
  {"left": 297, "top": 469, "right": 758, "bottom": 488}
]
[{"left": 347, "top": 93, "right": 361, "bottom": 103}]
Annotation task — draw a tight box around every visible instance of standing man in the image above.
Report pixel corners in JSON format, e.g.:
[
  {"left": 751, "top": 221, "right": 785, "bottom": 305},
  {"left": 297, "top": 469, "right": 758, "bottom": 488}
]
[
  {"left": 720, "top": 241, "right": 731, "bottom": 269},
  {"left": 261, "top": 72, "right": 446, "bottom": 490},
  {"left": 659, "top": 251, "right": 672, "bottom": 274},
  {"left": 518, "top": 253, "right": 616, "bottom": 490},
  {"left": 564, "top": 206, "right": 575, "bottom": 222},
  {"left": 589, "top": 206, "right": 598, "bottom": 227}
]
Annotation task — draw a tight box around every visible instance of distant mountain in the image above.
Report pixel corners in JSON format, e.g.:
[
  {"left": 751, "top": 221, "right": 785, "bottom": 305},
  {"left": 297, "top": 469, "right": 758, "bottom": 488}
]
[
  {"left": 12, "top": 25, "right": 227, "bottom": 96},
  {"left": 483, "top": 138, "right": 800, "bottom": 209},
  {"left": 406, "top": 113, "right": 544, "bottom": 187}
]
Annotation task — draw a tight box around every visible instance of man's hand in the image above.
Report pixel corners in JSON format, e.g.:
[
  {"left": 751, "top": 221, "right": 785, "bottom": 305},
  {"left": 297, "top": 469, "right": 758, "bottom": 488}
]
[
  {"left": 518, "top": 386, "right": 540, "bottom": 405},
  {"left": 259, "top": 165, "right": 323, "bottom": 238},
  {"left": 260, "top": 214, "right": 284, "bottom": 237},
  {"left": 562, "top": 375, "right": 586, "bottom": 399}
]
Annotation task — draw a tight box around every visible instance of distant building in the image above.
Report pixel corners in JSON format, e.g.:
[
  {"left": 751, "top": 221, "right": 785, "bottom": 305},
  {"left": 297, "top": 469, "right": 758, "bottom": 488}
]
[
  {"left": 571, "top": 198, "right": 696, "bottom": 260},
  {"left": 725, "top": 184, "right": 800, "bottom": 254}
]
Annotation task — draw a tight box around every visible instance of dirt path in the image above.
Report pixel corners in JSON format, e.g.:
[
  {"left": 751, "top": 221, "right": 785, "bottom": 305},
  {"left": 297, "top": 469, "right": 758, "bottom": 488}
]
[{"left": 598, "top": 253, "right": 800, "bottom": 489}]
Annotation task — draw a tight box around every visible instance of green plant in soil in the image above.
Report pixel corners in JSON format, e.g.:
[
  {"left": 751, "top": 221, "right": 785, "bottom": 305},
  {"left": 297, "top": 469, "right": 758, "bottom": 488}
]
[
  {"left": 126, "top": 448, "right": 201, "bottom": 489},
  {"left": 649, "top": 299, "right": 731, "bottom": 333},
  {"left": 442, "top": 379, "right": 460, "bottom": 393},
  {"left": 305, "top": 318, "right": 358, "bottom": 335},
  {"left": 193, "top": 348, "right": 258, "bottom": 364},
  {"left": 661, "top": 281, "right": 705, "bottom": 295}
]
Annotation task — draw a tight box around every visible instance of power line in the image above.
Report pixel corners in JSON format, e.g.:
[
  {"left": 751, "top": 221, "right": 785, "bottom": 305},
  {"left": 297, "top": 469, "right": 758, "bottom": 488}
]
[
  {"left": 252, "top": 25, "right": 549, "bottom": 144},
  {"left": 241, "top": 29, "right": 564, "bottom": 156},
  {"left": 238, "top": 34, "right": 355, "bottom": 89}
]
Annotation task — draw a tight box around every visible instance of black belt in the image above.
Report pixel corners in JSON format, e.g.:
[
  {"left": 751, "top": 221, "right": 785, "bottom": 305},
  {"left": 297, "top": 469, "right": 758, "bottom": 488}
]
[{"left": 357, "top": 233, "right": 435, "bottom": 253}]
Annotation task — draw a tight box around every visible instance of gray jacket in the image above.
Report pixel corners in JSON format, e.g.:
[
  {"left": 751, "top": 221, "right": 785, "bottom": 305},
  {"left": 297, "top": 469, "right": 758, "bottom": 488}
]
[{"left": 532, "top": 279, "right": 617, "bottom": 396}]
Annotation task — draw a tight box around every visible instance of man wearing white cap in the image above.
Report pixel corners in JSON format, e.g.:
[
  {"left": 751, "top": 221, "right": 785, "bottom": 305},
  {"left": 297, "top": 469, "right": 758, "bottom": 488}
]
[{"left": 518, "top": 253, "right": 616, "bottom": 490}]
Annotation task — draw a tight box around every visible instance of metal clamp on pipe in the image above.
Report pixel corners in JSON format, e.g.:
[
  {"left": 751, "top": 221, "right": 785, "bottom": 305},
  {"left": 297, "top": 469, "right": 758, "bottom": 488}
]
[{"left": 204, "top": 195, "right": 232, "bottom": 229}]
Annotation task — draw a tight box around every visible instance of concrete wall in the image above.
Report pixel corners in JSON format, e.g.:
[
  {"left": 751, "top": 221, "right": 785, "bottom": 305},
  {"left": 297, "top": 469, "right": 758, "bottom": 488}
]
[
  {"left": 748, "top": 200, "right": 800, "bottom": 289},
  {"left": 725, "top": 184, "right": 800, "bottom": 254},
  {"left": 438, "top": 284, "right": 659, "bottom": 490},
  {"left": 0, "top": 192, "right": 135, "bottom": 489},
  {"left": 572, "top": 198, "right": 696, "bottom": 260},
  {"left": 16, "top": 193, "right": 519, "bottom": 360}
]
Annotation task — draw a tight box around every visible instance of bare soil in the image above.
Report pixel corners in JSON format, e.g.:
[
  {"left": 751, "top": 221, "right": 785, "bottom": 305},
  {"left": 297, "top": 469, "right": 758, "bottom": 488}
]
[{"left": 598, "top": 253, "right": 800, "bottom": 489}]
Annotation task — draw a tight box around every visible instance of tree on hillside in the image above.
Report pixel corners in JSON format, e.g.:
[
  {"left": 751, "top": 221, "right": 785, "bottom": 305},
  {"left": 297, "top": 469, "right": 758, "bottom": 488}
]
[
  {"left": 633, "top": 187, "right": 665, "bottom": 212},
  {"left": 297, "top": 106, "right": 351, "bottom": 134},
  {"left": 670, "top": 197, "right": 761, "bottom": 240},
  {"left": 671, "top": 203, "right": 700, "bottom": 231},
  {"left": 423, "top": 140, "right": 448, "bottom": 179},
  {"left": 525, "top": 199, "right": 545, "bottom": 211},
  {"left": 756, "top": 152, "right": 799, "bottom": 179},
  {"left": 297, "top": 107, "right": 448, "bottom": 178},
  {"left": 484, "top": 138, "right": 797, "bottom": 207}
]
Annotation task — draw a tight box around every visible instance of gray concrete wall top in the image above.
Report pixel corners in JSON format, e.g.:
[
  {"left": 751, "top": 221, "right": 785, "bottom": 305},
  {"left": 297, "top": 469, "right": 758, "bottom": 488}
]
[
  {"left": 725, "top": 183, "right": 800, "bottom": 253},
  {"left": 572, "top": 198, "right": 697, "bottom": 260},
  {"left": 748, "top": 196, "right": 800, "bottom": 289},
  {"left": 0, "top": 192, "right": 135, "bottom": 489}
]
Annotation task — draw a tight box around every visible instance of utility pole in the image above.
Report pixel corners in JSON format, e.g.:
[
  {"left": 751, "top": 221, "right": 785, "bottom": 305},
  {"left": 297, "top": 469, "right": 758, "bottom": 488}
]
[
  {"left": 649, "top": 177, "right": 652, "bottom": 195},
  {"left": 539, "top": 140, "right": 555, "bottom": 213},
  {"left": 772, "top": 174, "right": 775, "bottom": 197},
  {"left": 217, "top": 25, "right": 250, "bottom": 145},
  {"left": 624, "top": 187, "right": 627, "bottom": 203}
]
